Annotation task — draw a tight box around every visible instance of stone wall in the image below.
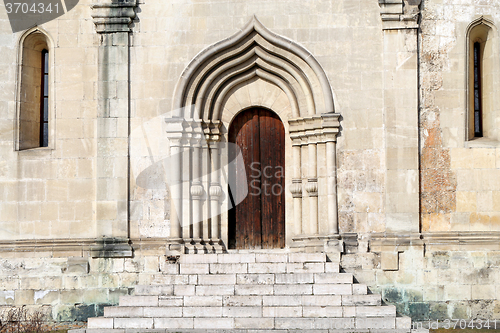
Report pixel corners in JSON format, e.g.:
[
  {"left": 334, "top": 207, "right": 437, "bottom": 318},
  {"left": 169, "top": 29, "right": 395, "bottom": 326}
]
[
  {"left": 0, "top": 246, "right": 168, "bottom": 322},
  {"left": 1, "top": 0, "right": 500, "bottom": 324},
  {"left": 344, "top": 242, "right": 500, "bottom": 322}
]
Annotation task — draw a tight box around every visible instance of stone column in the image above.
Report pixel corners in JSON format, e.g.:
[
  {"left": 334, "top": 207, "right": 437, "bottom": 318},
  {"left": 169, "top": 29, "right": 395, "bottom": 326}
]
[
  {"left": 164, "top": 118, "right": 186, "bottom": 253},
  {"left": 306, "top": 138, "right": 319, "bottom": 235},
  {"left": 290, "top": 137, "right": 303, "bottom": 235},
  {"left": 190, "top": 121, "right": 204, "bottom": 252},
  {"left": 209, "top": 140, "right": 223, "bottom": 253},
  {"left": 201, "top": 138, "right": 211, "bottom": 243},
  {"left": 378, "top": 0, "right": 421, "bottom": 233},
  {"left": 182, "top": 124, "right": 193, "bottom": 252},
  {"left": 206, "top": 121, "right": 223, "bottom": 253},
  {"left": 90, "top": 0, "right": 136, "bottom": 257}
]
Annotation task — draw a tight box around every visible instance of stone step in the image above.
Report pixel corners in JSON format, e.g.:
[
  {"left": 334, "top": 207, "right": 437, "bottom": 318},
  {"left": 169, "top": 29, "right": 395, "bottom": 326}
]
[
  {"left": 73, "top": 328, "right": 429, "bottom": 333},
  {"left": 118, "top": 293, "right": 382, "bottom": 307},
  {"left": 103, "top": 305, "right": 396, "bottom": 319},
  {"left": 123, "top": 284, "right": 358, "bottom": 303},
  {"left": 177, "top": 252, "right": 330, "bottom": 264},
  {"left": 162, "top": 262, "right": 340, "bottom": 275},
  {"left": 88, "top": 316, "right": 409, "bottom": 330},
  {"left": 136, "top": 273, "right": 354, "bottom": 293}
]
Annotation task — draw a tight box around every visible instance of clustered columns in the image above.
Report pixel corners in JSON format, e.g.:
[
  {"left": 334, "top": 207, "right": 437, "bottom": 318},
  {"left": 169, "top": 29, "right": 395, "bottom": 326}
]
[
  {"left": 289, "top": 113, "right": 341, "bottom": 251},
  {"left": 165, "top": 118, "right": 224, "bottom": 254}
]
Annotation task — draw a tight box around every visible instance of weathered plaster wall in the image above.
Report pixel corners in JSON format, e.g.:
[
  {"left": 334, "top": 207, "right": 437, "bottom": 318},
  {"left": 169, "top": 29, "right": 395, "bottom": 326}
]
[{"left": 420, "top": 1, "right": 500, "bottom": 232}]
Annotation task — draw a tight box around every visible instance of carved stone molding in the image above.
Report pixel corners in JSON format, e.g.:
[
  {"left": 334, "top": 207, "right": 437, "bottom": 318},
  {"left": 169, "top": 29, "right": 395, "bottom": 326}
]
[
  {"left": 0, "top": 238, "right": 133, "bottom": 258},
  {"left": 91, "top": 0, "right": 137, "bottom": 33},
  {"left": 378, "top": 0, "right": 421, "bottom": 30},
  {"left": 172, "top": 16, "right": 335, "bottom": 119},
  {"left": 290, "top": 179, "right": 303, "bottom": 198},
  {"left": 209, "top": 184, "right": 223, "bottom": 198},
  {"left": 288, "top": 113, "right": 341, "bottom": 144},
  {"left": 190, "top": 184, "right": 204, "bottom": 199},
  {"left": 305, "top": 179, "right": 318, "bottom": 197}
]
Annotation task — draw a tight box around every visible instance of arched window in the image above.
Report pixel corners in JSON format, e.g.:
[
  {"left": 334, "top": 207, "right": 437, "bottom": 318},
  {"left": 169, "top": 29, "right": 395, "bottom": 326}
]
[
  {"left": 16, "top": 28, "right": 53, "bottom": 150},
  {"left": 466, "top": 17, "right": 499, "bottom": 141}
]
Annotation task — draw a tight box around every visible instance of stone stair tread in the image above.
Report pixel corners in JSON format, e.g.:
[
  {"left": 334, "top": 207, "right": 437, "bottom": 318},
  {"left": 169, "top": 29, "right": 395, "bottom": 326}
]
[
  {"left": 102, "top": 306, "right": 395, "bottom": 318},
  {"left": 177, "top": 253, "right": 331, "bottom": 264}
]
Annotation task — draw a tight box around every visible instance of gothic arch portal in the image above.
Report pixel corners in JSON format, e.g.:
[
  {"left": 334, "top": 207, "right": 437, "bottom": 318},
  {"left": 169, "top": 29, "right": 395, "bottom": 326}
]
[{"left": 166, "top": 17, "right": 341, "bottom": 253}]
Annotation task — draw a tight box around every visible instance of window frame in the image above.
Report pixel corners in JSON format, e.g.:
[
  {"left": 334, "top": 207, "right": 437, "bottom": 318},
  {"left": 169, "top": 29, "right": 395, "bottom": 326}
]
[
  {"left": 15, "top": 27, "right": 55, "bottom": 152},
  {"left": 465, "top": 17, "right": 498, "bottom": 143}
]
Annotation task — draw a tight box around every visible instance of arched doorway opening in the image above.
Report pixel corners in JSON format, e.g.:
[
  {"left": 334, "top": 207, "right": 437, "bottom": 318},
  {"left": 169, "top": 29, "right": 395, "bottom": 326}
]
[{"left": 228, "top": 108, "right": 285, "bottom": 249}]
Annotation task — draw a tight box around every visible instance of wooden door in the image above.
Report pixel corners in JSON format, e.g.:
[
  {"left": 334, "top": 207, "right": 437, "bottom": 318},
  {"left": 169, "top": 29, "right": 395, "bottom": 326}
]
[{"left": 228, "top": 108, "right": 285, "bottom": 249}]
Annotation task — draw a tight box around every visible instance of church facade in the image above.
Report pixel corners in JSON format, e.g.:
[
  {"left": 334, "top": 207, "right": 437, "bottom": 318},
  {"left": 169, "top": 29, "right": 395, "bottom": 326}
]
[{"left": 1, "top": 0, "right": 500, "bottom": 324}]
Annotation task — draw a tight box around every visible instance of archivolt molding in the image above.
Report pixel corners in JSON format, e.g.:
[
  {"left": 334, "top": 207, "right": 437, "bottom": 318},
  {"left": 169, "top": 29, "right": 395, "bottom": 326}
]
[
  {"left": 172, "top": 16, "right": 335, "bottom": 120},
  {"left": 466, "top": 16, "right": 496, "bottom": 36}
]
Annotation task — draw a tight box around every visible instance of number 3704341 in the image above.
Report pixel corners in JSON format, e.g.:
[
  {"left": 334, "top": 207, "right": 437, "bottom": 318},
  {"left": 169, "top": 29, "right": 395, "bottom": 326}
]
[{"left": 5, "top": 2, "right": 60, "bottom": 14}]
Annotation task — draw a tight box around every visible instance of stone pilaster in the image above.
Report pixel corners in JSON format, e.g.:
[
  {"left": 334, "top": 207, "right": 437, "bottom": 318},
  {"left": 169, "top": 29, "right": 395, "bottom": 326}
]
[
  {"left": 91, "top": 0, "right": 137, "bottom": 257},
  {"left": 378, "top": 0, "right": 421, "bottom": 233}
]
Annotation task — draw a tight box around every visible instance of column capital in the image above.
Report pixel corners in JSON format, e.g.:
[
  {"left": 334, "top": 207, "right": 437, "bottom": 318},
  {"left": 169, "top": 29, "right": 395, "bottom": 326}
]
[
  {"left": 378, "top": 0, "right": 421, "bottom": 30},
  {"left": 91, "top": 0, "right": 137, "bottom": 33},
  {"left": 288, "top": 113, "right": 341, "bottom": 143},
  {"left": 203, "top": 120, "right": 222, "bottom": 143}
]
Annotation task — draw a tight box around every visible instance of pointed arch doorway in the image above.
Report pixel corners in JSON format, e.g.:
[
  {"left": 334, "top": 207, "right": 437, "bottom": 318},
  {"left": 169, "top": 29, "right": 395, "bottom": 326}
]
[{"left": 228, "top": 108, "right": 285, "bottom": 249}]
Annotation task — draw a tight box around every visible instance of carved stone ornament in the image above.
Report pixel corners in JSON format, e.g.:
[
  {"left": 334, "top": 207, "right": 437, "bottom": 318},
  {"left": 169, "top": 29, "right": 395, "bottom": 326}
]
[
  {"left": 91, "top": 0, "right": 137, "bottom": 33},
  {"left": 378, "top": 0, "right": 421, "bottom": 30}
]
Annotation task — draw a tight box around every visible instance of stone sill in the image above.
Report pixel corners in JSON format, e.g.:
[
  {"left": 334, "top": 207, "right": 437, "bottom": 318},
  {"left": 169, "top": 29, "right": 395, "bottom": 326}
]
[
  {"left": 17, "top": 146, "right": 54, "bottom": 157},
  {"left": 465, "top": 137, "right": 500, "bottom": 148}
]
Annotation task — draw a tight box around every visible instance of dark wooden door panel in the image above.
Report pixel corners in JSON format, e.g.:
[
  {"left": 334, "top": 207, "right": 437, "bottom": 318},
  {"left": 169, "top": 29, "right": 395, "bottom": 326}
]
[
  {"left": 229, "top": 108, "right": 285, "bottom": 249},
  {"left": 259, "top": 110, "right": 285, "bottom": 248}
]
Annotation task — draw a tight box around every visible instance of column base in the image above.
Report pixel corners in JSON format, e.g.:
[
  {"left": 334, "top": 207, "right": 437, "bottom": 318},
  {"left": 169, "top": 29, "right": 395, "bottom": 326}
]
[
  {"left": 165, "top": 238, "right": 184, "bottom": 255},
  {"left": 180, "top": 238, "right": 226, "bottom": 254}
]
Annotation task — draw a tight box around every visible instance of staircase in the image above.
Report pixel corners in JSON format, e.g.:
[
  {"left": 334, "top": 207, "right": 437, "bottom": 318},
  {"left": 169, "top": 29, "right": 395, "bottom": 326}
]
[{"left": 72, "top": 252, "right": 420, "bottom": 332}]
